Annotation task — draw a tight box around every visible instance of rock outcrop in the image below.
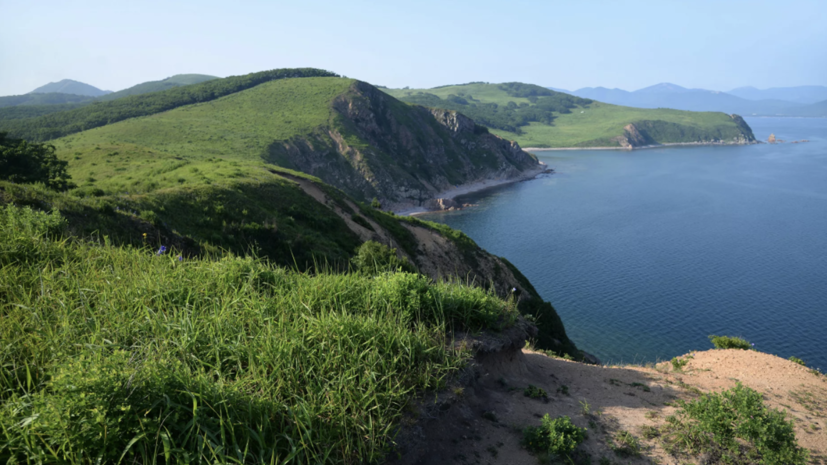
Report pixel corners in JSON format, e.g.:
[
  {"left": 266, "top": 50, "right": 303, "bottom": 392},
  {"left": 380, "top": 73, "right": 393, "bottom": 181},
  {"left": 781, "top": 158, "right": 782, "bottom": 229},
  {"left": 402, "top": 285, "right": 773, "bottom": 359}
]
[{"left": 265, "top": 81, "right": 540, "bottom": 210}]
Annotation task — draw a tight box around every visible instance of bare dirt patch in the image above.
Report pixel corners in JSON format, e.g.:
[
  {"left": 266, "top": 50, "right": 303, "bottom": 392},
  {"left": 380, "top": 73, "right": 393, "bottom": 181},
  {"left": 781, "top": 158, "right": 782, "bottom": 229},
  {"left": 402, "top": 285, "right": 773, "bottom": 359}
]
[{"left": 389, "top": 349, "right": 826, "bottom": 464}]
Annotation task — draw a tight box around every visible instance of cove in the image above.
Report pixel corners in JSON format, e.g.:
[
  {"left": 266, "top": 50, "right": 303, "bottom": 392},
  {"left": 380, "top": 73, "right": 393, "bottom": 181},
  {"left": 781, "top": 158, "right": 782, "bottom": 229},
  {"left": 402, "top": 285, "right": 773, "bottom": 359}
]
[{"left": 421, "top": 117, "right": 827, "bottom": 369}]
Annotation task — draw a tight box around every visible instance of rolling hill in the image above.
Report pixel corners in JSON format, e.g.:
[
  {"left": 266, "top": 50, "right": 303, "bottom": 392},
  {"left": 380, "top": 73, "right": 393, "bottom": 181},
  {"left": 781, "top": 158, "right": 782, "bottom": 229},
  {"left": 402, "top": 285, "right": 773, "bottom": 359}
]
[
  {"left": 384, "top": 83, "right": 756, "bottom": 148},
  {"left": 28, "top": 78, "right": 111, "bottom": 96}
]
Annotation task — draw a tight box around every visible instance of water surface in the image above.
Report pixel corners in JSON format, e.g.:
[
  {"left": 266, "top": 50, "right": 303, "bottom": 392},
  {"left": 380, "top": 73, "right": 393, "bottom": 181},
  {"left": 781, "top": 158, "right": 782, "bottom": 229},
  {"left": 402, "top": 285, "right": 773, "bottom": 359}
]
[{"left": 423, "top": 118, "right": 827, "bottom": 369}]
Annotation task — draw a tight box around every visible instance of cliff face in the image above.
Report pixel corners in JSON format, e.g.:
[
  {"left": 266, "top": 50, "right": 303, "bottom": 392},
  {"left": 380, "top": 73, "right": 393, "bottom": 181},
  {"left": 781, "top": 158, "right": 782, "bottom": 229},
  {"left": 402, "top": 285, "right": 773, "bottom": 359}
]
[{"left": 265, "top": 81, "right": 540, "bottom": 209}]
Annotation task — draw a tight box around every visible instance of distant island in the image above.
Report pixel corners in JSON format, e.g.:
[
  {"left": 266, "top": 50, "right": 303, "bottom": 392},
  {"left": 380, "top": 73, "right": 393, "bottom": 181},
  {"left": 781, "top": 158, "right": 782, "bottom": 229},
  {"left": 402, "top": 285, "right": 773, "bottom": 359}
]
[{"left": 383, "top": 82, "right": 757, "bottom": 149}]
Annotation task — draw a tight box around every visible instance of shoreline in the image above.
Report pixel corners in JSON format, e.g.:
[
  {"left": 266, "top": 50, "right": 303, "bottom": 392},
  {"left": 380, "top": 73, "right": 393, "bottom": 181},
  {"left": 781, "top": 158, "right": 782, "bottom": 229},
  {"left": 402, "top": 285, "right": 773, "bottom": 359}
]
[
  {"left": 524, "top": 140, "right": 761, "bottom": 152},
  {"left": 394, "top": 163, "right": 549, "bottom": 216}
]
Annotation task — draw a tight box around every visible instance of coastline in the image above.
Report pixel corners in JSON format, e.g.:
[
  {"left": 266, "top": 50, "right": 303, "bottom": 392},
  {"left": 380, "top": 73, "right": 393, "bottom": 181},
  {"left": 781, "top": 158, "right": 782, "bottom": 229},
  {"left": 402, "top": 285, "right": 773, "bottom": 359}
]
[
  {"left": 394, "top": 162, "right": 549, "bottom": 216},
  {"left": 524, "top": 140, "right": 761, "bottom": 152}
]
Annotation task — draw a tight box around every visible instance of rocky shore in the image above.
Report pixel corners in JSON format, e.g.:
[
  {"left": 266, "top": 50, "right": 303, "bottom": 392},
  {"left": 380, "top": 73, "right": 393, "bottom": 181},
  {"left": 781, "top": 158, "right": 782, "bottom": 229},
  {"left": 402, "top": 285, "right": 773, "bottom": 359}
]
[{"left": 395, "top": 162, "right": 551, "bottom": 216}]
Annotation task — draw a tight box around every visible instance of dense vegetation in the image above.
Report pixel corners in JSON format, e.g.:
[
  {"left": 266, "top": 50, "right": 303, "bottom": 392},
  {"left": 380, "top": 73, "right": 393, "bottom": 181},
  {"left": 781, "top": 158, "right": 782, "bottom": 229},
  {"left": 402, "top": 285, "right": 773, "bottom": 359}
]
[
  {"left": 0, "top": 204, "right": 519, "bottom": 463},
  {"left": 0, "top": 102, "right": 91, "bottom": 121},
  {"left": 384, "top": 83, "right": 755, "bottom": 148},
  {"left": 398, "top": 83, "right": 592, "bottom": 133},
  {"left": 0, "top": 133, "right": 73, "bottom": 190},
  {"left": 97, "top": 74, "right": 219, "bottom": 101},
  {"left": 0, "top": 68, "right": 338, "bottom": 141}
]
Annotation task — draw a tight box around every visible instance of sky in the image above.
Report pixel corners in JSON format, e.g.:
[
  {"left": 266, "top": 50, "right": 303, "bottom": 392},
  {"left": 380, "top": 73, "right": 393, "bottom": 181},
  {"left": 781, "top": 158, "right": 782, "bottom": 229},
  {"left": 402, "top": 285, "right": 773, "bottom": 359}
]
[{"left": 1, "top": 0, "right": 826, "bottom": 96}]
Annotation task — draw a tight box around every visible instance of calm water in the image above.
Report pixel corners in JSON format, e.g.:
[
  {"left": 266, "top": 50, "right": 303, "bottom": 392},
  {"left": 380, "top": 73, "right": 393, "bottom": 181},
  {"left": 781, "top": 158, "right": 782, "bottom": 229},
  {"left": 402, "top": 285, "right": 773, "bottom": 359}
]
[{"left": 423, "top": 118, "right": 827, "bottom": 369}]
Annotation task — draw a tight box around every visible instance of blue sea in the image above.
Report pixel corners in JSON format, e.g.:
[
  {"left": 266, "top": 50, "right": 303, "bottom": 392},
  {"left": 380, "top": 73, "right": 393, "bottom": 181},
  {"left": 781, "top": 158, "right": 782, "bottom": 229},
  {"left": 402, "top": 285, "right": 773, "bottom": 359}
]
[{"left": 422, "top": 117, "right": 827, "bottom": 369}]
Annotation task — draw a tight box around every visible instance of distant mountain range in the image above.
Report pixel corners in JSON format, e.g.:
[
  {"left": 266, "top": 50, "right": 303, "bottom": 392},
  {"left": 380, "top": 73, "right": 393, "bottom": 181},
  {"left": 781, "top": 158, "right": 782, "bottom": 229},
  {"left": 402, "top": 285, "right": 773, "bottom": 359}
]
[
  {"left": 551, "top": 83, "right": 827, "bottom": 117},
  {"left": 29, "top": 79, "right": 112, "bottom": 97},
  {"left": 0, "top": 75, "right": 220, "bottom": 120}
]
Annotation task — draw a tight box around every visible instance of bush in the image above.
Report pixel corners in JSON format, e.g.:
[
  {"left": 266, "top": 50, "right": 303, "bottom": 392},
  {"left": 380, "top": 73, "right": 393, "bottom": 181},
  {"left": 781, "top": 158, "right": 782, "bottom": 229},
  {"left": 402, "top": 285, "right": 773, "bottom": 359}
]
[
  {"left": 522, "top": 414, "right": 586, "bottom": 459},
  {"left": 0, "top": 132, "right": 73, "bottom": 190},
  {"left": 662, "top": 383, "right": 808, "bottom": 465},
  {"left": 709, "top": 335, "right": 753, "bottom": 350},
  {"left": 351, "top": 240, "right": 415, "bottom": 275},
  {"left": 789, "top": 356, "right": 806, "bottom": 366}
]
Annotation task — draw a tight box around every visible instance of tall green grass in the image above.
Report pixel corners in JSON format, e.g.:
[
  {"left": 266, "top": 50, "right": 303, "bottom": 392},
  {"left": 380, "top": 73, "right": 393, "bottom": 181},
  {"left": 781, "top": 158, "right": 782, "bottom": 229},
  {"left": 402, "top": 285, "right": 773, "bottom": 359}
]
[{"left": 0, "top": 204, "right": 518, "bottom": 463}]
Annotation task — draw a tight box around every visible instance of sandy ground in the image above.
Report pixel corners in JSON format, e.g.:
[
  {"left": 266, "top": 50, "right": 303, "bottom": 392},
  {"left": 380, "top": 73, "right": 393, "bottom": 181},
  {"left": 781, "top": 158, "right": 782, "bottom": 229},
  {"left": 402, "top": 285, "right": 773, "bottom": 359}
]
[
  {"left": 395, "top": 163, "right": 549, "bottom": 216},
  {"left": 390, "top": 348, "right": 826, "bottom": 465}
]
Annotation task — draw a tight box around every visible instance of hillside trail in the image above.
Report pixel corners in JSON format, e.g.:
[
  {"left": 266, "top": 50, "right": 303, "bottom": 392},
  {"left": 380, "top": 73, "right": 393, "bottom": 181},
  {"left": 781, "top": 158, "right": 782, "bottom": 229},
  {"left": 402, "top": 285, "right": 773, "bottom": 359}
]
[{"left": 390, "top": 348, "right": 826, "bottom": 465}]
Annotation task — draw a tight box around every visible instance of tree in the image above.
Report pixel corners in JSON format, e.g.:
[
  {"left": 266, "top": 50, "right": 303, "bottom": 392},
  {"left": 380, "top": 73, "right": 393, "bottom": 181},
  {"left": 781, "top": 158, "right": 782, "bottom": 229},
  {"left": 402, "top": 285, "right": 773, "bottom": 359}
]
[{"left": 0, "top": 132, "right": 73, "bottom": 190}]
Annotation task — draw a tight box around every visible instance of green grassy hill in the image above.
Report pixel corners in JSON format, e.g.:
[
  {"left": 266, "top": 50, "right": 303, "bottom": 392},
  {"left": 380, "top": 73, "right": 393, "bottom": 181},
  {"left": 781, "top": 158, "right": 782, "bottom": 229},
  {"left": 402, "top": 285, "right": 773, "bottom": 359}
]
[
  {"left": 384, "top": 83, "right": 756, "bottom": 148},
  {"left": 97, "top": 73, "right": 219, "bottom": 101},
  {"left": 38, "top": 73, "right": 538, "bottom": 208},
  {"left": 0, "top": 70, "right": 589, "bottom": 462}
]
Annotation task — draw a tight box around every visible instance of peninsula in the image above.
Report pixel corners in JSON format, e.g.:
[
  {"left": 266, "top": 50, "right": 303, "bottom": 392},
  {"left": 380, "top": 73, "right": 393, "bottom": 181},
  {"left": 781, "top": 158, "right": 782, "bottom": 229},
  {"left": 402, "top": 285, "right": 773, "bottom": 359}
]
[{"left": 384, "top": 82, "right": 757, "bottom": 149}]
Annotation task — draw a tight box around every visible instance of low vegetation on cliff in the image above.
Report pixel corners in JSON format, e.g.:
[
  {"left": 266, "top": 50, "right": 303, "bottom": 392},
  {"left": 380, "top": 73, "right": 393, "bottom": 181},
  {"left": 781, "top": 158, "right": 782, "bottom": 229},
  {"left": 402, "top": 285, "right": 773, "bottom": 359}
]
[{"left": 384, "top": 83, "right": 756, "bottom": 148}]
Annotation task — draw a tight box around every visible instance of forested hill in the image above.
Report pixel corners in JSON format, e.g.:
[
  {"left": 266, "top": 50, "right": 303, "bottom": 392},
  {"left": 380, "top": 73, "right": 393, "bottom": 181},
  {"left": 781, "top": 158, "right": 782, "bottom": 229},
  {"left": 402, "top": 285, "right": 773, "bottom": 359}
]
[
  {"left": 96, "top": 74, "right": 219, "bottom": 101},
  {"left": 0, "top": 69, "right": 339, "bottom": 141},
  {"left": 384, "top": 83, "right": 757, "bottom": 148}
]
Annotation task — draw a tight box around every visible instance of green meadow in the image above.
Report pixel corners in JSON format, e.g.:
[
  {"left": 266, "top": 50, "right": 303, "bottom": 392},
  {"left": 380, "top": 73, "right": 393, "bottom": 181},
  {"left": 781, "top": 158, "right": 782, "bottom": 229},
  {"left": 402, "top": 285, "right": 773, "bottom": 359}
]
[
  {"left": 53, "top": 77, "right": 355, "bottom": 195},
  {"left": 490, "top": 102, "right": 747, "bottom": 148}
]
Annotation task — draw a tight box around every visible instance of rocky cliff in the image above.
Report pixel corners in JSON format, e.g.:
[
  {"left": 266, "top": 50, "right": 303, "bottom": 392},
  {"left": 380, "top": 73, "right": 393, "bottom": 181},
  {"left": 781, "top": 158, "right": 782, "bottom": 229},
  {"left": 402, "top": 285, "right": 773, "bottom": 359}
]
[{"left": 265, "top": 81, "right": 541, "bottom": 210}]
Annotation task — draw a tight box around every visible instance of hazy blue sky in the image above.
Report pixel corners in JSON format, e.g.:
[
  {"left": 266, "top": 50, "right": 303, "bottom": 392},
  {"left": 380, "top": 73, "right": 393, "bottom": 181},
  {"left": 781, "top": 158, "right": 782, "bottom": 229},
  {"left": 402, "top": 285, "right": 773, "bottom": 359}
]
[{"left": 1, "top": 0, "right": 825, "bottom": 96}]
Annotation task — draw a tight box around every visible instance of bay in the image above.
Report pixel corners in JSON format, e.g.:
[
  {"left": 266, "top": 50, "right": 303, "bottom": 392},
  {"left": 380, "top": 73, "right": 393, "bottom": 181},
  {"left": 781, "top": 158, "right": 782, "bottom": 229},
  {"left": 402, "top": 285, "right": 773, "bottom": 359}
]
[{"left": 422, "top": 117, "right": 827, "bottom": 369}]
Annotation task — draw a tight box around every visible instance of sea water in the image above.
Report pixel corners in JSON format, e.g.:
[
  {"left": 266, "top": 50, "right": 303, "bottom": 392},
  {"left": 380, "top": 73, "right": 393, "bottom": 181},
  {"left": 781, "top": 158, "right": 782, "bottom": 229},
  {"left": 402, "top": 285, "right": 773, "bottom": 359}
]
[{"left": 422, "top": 117, "right": 827, "bottom": 369}]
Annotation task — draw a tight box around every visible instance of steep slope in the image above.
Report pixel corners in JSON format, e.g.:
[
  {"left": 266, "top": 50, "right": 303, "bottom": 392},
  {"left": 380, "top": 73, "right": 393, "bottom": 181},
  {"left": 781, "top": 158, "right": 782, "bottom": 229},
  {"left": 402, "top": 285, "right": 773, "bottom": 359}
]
[
  {"left": 385, "top": 83, "right": 756, "bottom": 148},
  {"left": 50, "top": 76, "right": 541, "bottom": 209},
  {"left": 0, "top": 167, "right": 578, "bottom": 358},
  {"left": 29, "top": 79, "right": 110, "bottom": 96},
  {"left": 97, "top": 73, "right": 218, "bottom": 101}
]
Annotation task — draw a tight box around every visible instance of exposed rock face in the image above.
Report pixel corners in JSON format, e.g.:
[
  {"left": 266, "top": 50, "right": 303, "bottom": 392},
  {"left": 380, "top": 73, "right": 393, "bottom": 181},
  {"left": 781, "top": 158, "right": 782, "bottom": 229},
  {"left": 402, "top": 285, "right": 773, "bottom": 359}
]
[{"left": 265, "top": 81, "right": 540, "bottom": 209}]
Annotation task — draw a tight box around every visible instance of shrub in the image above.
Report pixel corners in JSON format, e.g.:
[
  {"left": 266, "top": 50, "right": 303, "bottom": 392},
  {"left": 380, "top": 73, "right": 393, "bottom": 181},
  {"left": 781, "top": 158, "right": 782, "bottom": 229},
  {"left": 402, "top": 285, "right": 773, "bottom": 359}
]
[
  {"left": 789, "top": 356, "right": 806, "bottom": 366},
  {"left": 671, "top": 356, "right": 689, "bottom": 371},
  {"left": 351, "top": 240, "right": 416, "bottom": 275},
  {"left": 524, "top": 384, "right": 548, "bottom": 399},
  {"left": 0, "top": 132, "right": 73, "bottom": 190},
  {"left": 522, "top": 414, "right": 586, "bottom": 459},
  {"left": 662, "top": 383, "right": 808, "bottom": 465},
  {"left": 709, "top": 335, "right": 753, "bottom": 350}
]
